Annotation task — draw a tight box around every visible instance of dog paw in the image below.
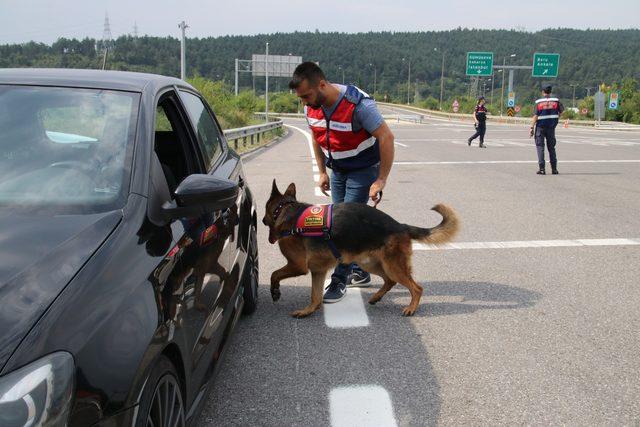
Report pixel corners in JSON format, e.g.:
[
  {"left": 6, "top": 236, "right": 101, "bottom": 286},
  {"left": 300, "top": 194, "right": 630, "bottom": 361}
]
[
  {"left": 368, "top": 296, "right": 380, "bottom": 305},
  {"left": 271, "top": 288, "right": 281, "bottom": 302},
  {"left": 290, "top": 309, "right": 313, "bottom": 318},
  {"left": 402, "top": 306, "right": 416, "bottom": 316}
]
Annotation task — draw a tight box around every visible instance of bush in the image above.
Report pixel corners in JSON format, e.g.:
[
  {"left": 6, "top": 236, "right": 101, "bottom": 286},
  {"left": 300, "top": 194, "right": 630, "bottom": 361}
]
[
  {"left": 418, "top": 96, "right": 439, "bottom": 110},
  {"left": 270, "top": 92, "right": 299, "bottom": 113}
]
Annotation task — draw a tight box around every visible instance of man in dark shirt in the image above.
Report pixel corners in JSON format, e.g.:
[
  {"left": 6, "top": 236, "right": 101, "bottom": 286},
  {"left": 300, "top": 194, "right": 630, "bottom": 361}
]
[{"left": 468, "top": 96, "right": 487, "bottom": 148}]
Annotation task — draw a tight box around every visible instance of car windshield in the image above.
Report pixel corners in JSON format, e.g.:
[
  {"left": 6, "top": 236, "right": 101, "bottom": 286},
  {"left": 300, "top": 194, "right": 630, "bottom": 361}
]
[{"left": 0, "top": 85, "right": 139, "bottom": 213}]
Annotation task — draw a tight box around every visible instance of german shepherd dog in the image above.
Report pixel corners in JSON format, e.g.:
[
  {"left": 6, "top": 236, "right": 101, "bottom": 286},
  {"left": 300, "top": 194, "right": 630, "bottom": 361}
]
[{"left": 263, "top": 180, "right": 460, "bottom": 318}]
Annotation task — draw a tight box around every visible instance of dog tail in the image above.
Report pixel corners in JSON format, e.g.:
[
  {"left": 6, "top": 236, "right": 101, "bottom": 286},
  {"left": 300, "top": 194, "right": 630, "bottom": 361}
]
[{"left": 406, "top": 204, "right": 460, "bottom": 245}]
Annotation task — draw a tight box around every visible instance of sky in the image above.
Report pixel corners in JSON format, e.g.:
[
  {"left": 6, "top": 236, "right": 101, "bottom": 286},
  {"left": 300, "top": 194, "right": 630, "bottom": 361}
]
[{"left": 0, "top": 0, "right": 638, "bottom": 44}]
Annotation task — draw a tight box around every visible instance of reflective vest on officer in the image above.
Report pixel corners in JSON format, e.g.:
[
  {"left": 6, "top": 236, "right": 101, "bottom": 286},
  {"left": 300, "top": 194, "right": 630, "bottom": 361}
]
[
  {"left": 535, "top": 96, "right": 562, "bottom": 127},
  {"left": 305, "top": 85, "right": 380, "bottom": 171}
]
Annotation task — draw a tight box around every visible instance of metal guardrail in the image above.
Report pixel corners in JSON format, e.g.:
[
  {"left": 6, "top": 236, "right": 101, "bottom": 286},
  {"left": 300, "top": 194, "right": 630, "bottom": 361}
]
[
  {"left": 223, "top": 120, "right": 283, "bottom": 150},
  {"left": 379, "top": 102, "right": 640, "bottom": 130}
]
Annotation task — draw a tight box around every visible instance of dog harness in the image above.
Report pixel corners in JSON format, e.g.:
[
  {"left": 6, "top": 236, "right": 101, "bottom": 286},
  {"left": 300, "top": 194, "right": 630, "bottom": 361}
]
[{"left": 278, "top": 204, "right": 342, "bottom": 260}]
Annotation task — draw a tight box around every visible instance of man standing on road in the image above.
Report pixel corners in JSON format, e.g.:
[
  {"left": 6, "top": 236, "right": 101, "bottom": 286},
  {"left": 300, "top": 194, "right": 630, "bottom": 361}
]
[
  {"left": 468, "top": 96, "right": 487, "bottom": 148},
  {"left": 530, "top": 85, "right": 564, "bottom": 175},
  {"left": 289, "top": 62, "right": 395, "bottom": 303}
]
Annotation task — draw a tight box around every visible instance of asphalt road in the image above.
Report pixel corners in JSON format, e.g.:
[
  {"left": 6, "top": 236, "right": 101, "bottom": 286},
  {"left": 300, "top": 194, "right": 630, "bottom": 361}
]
[{"left": 198, "top": 114, "right": 640, "bottom": 426}]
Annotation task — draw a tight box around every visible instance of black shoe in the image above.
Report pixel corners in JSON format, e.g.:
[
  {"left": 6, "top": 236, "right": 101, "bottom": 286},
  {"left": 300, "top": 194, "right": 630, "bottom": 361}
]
[
  {"left": 537, "top": 169, "right": 546, "bottom": 175},
  {"left": 347, "top": 267, "right": 372, "bottom": 288},
  {"left": 479, "top": 143, "right": 486, "bottom": 148},
  {"left": 467, "top": 139, "right": 472, "bottom": 146},
  {"left": 323, "top": 277, "right": 347, "bottom": 303},
  {"left": 552, "top": 169, "right": 559, "bottom": 175}
]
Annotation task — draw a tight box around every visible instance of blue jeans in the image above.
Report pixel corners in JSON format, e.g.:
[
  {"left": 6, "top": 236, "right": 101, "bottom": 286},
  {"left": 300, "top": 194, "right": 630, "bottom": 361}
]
[{"left": 330, "top": 164, "right": 379, "bottom": 282}]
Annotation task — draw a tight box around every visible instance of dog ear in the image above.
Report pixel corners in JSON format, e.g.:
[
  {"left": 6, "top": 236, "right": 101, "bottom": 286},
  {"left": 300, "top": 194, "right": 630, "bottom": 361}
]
[
  {"left": 284, "top": 182, "right": 296, "bottom": 199},
  {"left": 271, "top": 179, "right": 280, "bottom": 197}
]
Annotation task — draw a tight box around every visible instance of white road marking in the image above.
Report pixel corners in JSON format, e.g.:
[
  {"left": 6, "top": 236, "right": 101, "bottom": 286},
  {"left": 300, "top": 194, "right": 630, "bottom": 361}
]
[
  {"left": 394, "top": 141, "right": 408, "bottom": 147},
  {"left": 396, "top": 159, "right": 640, "bottom": 165},
  {"left": 286, "top": 124, "right": 329, "bottom": 199},
  {"left": 323, "top": 280, "right": 370, "bottom": 328},
  {"left": 285, "top": 122, "right": 397, "bottom": 424},
  {"left": 330, "top": 385, "right": 398, "bottom": 427},
  {"left": 413, "top": 238, "right": 640, "bottom": 251}
]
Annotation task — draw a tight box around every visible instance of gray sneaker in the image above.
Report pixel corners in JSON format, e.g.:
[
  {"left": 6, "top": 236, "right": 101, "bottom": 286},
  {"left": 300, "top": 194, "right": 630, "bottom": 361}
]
[
  {"left": 323, "top": 277, "right": 347, "bottom": 303},
  {"left": 347, "top": 267, "right": 372, "bottom": 288}
]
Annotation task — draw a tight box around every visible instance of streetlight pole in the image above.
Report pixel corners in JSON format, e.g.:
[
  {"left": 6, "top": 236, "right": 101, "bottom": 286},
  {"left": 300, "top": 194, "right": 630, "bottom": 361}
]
[
  {"left": 338, "top": 65, "right": 344, "bottom": 84},
  {"left": 435, "top": 48, "right": 445, "bottom": 110},
  {"left": 178, "top": 21, "right": 189, "bottom": 80},
  {"left": 265, "top": 42, "right": 269, "bottom": 123},
  {"left": 402, "top": 58, "right": 411, "bottom": 105},
  {"left": 407, "top": 59, "right": 411, "bottom": 104},
  {"left": 500, "top": 58, "right": 505, "bottom": 116}
]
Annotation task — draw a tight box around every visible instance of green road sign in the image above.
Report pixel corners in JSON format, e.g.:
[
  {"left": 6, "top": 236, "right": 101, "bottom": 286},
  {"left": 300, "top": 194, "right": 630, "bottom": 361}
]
[
  {"left": 466, "top": 52, "right": 494, "bottom": 76},
  {"left": 532, "top": 53, "right": 560, "bottom": 77}
]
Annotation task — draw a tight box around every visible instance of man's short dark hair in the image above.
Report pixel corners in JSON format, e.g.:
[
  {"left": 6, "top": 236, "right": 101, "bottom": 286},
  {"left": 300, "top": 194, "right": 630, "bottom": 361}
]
[
  {"left": 289, "top": 62, "right": 326, "bottom": 89},
  {"left": 542, "top": 85, "right": 552, "bottom": 94}
]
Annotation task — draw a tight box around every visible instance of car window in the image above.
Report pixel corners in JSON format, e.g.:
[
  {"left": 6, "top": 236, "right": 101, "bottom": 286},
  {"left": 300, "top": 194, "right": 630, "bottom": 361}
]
[
  {"left": 0, "top": 85, "right": 139, "bottom": 212},
  {"left": 178, "top": 91, "right": 224, "bottom": 170}
]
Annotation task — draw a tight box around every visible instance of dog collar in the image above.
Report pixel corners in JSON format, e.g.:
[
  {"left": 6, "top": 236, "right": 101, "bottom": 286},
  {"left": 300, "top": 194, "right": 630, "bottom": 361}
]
[{"left": 272, "top": 200, "right": 296, "bottom": 223}]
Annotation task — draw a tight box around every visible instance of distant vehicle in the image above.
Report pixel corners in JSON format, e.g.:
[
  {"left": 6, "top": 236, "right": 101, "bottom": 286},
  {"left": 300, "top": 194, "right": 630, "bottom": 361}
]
[{"left": 0, "top": 69, "right": 259, "bottom": 426}]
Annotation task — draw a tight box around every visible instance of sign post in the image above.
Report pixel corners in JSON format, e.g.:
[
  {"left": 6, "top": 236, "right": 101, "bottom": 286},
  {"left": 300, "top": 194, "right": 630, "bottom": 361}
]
[
  {"left": 594, "top": 91, "right": 606, "bottom": 123},
  {"left": 532, "top": 53, "right": 560, "bottom": 78},
  {"left": 466, "top": 52, "right": 494, "bottom": 76}
]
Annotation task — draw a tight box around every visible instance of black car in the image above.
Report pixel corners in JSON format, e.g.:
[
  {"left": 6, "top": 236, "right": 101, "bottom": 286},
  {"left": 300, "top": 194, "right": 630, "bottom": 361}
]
[{"left": 0, "top": 69, "right": 259, "bottom": 426}]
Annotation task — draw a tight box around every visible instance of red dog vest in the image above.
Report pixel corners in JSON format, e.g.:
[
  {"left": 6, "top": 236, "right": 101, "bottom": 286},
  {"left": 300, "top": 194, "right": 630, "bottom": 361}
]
[{"left": 294, "top": 205, "right": 333, "bottom": 237}]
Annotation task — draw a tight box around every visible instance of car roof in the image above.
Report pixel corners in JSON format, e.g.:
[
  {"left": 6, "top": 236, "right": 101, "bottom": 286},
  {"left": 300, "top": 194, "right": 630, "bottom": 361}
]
[{"left": 0, "top": 68, "right": 193, "bottom": 92}]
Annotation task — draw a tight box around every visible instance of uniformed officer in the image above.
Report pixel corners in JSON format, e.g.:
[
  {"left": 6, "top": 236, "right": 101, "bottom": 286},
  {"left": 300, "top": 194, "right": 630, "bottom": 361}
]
[
  {"left": 530, "top": 85, "right": 564, "bottom": 175},
  {"left": 468, "top": 96, "right": 487, "bottom": 148},
  {"left": 289, "top": 62, "right": 395, "bottom": 303}
]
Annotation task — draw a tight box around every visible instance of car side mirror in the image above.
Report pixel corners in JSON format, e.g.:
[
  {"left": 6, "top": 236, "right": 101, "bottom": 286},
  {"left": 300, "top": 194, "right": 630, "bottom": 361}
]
[{"left": 160, "top": 174, "right": 238, "bottom": 221}]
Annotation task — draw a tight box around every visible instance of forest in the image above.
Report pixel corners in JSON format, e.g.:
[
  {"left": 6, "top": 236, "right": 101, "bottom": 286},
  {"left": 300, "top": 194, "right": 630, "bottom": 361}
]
[{"left": 2, "top": 28, "right": 639, "bottom": 124}]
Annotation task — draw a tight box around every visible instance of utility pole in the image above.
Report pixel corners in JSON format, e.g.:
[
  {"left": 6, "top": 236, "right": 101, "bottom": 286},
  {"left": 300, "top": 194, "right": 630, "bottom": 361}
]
[
  {"left": 234, "top": 58, "right": 239, "bottom": 96},
  {"left": 178, "top": 21, "right": 188, "bottom": 80},
  {"left": 490, "top": 76, "right": 494, "bottom": 107},
  {"left": 500, "top": 58, "right": 505, "bottom": 116},
  {"left": 407, "top": 59, "right": 411, "bottom": 105},
  {"left": 439, "top": 51, "right": 445, "bottom": 110},
  {"left": 569, "top": 84, "right": 577, "bottom": 108},
  {"left": 101, "top": 12, "right": 112, "bottom": 70},
  {"left": 265, "top": 42, "right": 269, "bottom": 123}
]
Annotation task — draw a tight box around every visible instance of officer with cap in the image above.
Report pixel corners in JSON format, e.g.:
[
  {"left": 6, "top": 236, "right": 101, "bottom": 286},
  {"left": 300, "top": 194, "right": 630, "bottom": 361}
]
[
  {"left": 530, "top": 85, "right": 564, "bottom": 174},
  {"left": 468, "top": 96, "right": 487, "bottom": 148}
]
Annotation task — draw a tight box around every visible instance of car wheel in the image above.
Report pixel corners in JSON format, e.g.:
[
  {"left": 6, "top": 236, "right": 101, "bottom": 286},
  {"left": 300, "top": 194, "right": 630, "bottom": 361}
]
[
  {"left": 242, "top": 228, "right": 259, "bottom": 315},
  {"left": 135, "top": 355, "right": 185, "bottom": 427}
]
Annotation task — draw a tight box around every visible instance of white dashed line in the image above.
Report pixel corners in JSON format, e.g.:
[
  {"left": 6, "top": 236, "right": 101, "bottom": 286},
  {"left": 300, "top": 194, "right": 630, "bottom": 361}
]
[
  {"left": 413, "top": 238, "right": 640, "bottom": 251},
  {"left": 286, "top": 124, "right": 394, "bottom": 425},
  {"left": 330, "top": 385, "right": 398, "bottom": 427},
  {"left": 323, "top": 286, "right": 370, "bottom": 329},
  {"left": 285, "top": 124, "right": 329, "bottom": 199}
]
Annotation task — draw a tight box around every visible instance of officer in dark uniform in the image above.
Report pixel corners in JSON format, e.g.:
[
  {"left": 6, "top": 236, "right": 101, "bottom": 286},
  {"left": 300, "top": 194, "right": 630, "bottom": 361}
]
[
  {"left": 530, "top": 85, "right": 564, "bottom": 174},
  {"left": 468, "top": 96, "right": 487, "bottom": 148}
]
